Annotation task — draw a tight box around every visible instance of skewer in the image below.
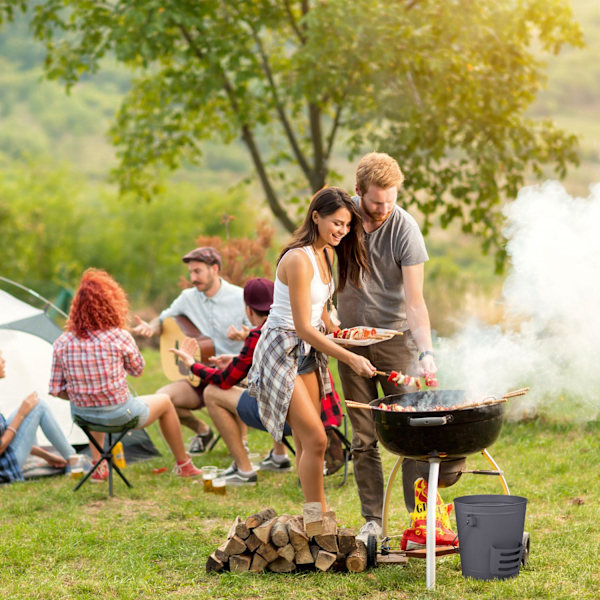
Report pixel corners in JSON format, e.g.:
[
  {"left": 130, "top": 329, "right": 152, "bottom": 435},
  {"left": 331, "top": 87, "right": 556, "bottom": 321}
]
[
  {"left": 374, "top": 370, "right": 388, "bottom": 377},
  {"left": 501, "top": 387, "right": 530, "bottom": 399},
  {"left": 345, "top": 400, "right": 379, "bottom": 411}
]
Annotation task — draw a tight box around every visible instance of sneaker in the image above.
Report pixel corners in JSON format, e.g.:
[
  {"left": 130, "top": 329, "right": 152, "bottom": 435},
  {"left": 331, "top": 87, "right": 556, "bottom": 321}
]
[
  {"left": 174, "top": 457, "right": 202, "bottom": 477},
  {"left": 188, "top": 428, "right": 217, "bottom": 454},
  {"left": 221, "top": 461, "right": 238, "bottom": 477},
  {"left": 223, "top": 468, "right": 257, "bottom": 486},
  {"left": 90, "top": 460, "right": 109, "bottom": 483},
  {"left": 357, "top": 520, "right": 382, "bottom": 545},
  {"left": 260, "top": 450, "right": 292, "bottom": 472}
]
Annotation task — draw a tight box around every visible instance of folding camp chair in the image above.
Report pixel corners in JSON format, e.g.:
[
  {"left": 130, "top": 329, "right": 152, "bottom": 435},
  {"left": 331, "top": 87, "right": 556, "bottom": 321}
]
[{"left": 72, "top": 415, "right": 139, "bottom": 497}]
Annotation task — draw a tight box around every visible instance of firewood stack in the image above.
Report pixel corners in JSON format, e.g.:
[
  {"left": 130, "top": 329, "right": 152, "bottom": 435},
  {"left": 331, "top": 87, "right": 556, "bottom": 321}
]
[{"left": 206, "top": 503, "right": 367, "bottom": 574}]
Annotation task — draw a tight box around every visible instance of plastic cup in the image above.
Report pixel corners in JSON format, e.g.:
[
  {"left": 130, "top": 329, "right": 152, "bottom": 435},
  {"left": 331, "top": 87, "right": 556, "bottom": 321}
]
[
  {"left": 70, "top": 467, "right": 84, "bottom": 481},
  {"left": 202, "top": 466, "right": 218, "bottom": 492},
  {"left": 212, "top": 476, "right": 226, "bottom": 496},
  {"left": 248, "top": 453, "right": 261, "bottom": 472}
]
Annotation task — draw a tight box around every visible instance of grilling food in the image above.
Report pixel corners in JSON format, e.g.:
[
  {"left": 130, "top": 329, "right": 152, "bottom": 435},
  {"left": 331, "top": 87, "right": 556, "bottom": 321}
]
[
  {"left": 332, "top": 327, "right": 378, "bottom": 340},
  {"left": 387, "top": 369, "right": 438, "bottom": 389}
]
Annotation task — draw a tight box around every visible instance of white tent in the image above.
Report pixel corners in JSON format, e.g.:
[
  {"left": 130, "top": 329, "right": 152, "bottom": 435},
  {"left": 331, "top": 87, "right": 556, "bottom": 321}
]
[{"left": 0, "top": 287, "right": 88, "bottom": 445}]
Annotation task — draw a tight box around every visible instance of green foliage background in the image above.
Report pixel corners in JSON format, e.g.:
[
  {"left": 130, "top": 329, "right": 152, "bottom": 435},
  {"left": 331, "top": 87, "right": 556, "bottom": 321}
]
[{"left": 0, "top": 1, "right": 598, "bottom": 332}]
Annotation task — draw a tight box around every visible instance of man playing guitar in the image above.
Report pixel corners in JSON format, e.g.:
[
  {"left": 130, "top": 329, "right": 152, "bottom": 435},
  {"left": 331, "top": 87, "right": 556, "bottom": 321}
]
[{"left": 133, "top": 246, "right": 250, "bottom": 454}]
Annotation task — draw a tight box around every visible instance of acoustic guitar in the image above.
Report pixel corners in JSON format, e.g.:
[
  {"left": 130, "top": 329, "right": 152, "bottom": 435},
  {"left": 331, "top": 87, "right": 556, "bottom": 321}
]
[{"left": 159, "top": 316, "right": 216, "bottom": 387}]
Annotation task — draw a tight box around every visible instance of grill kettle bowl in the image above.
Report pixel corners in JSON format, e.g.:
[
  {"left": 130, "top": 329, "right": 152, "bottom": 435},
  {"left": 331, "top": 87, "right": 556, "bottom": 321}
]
[{"left": 370, "top": 390, "right": 505, "bottom": 460}]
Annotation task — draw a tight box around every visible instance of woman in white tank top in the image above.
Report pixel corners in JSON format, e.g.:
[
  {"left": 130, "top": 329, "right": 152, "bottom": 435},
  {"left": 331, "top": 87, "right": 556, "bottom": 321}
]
[{"left": 248, "top": 187, "right": 377, "bottom": 512}]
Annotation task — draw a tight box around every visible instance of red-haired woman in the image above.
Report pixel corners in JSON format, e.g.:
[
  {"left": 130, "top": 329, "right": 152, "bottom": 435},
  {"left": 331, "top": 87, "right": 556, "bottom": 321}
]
[{"left": 50, "top": 268, "right": 201, "bottom": 480}]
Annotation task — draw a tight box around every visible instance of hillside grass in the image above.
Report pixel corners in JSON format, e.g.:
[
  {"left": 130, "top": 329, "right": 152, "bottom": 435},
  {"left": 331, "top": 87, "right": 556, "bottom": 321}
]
[{"left": 1, "top": 349, "right": 599, "bottom": 599}]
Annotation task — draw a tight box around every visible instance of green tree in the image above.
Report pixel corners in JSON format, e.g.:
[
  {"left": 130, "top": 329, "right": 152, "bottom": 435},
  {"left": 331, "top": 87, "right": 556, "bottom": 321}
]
[{"left": 0, "top": 0, "right": 584, "bottom": 268}]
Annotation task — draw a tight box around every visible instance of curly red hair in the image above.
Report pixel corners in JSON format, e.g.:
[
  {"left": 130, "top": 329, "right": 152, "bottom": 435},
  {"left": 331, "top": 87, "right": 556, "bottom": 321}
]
[{"left": 67, "top": 268, "right": 129, "bottom": 338}]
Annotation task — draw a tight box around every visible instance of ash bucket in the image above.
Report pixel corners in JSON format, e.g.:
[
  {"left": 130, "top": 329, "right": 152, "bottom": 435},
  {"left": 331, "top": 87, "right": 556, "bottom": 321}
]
[{"left": 454, "top": 494, "right": 527, "bottom": 580}]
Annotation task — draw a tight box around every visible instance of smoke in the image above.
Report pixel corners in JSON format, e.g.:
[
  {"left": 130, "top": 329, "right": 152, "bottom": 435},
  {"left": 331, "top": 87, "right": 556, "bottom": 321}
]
[{"left": 435, "top": 180, "right": 600, "bottom": 420}]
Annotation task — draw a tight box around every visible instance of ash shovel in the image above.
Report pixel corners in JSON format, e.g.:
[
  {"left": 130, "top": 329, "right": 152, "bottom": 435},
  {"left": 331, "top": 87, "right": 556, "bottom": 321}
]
[{"left": 454, "top": 494, "right": 528, "bottom": 580}]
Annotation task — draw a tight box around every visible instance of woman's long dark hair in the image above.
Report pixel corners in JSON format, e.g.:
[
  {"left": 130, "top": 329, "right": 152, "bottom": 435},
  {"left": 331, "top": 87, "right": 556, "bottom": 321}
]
[{"left": 278, "top": 187, "right": 368, "bottom": 290}]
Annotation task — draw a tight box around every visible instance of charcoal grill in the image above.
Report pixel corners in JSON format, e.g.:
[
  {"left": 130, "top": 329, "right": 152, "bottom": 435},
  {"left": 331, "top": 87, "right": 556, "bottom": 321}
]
[{"left": 368, "top": 390, "right": 516, "bottom": 589}]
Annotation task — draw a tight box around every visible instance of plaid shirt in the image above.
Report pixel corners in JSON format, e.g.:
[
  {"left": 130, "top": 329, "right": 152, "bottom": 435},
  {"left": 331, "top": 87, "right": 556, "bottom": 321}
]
[
  {"left": 190, "top": 325, "right": 262, "bottom": 389},
  {"left": 248, "top": 326, "right": 332, "bottom": 441},
  {"left": 0, "top": 414, "right": 23, "bottom": 483},
  {"left": 320, "top": 372, "right": 342, "bottom": 428},
  {"left": 50, "top": 329, "right": 144, "bottom": 408}
]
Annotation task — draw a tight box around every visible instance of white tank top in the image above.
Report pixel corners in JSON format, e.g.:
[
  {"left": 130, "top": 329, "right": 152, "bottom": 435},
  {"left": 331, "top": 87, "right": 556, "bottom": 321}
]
[{"left": 268, "top": 246, "right": 334, "bottom": 329}]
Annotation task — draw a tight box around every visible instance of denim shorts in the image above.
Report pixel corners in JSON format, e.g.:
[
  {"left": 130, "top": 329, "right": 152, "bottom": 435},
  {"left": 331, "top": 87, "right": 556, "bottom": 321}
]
[
  {"left": 71, "top": 394, "right": 149, "bottom": 429},
  {"left": 297, "top": 347, "right": 317, "bottom": 375},
  {"left": 236, "top": 389, "right": 292, "bottom": 437}
]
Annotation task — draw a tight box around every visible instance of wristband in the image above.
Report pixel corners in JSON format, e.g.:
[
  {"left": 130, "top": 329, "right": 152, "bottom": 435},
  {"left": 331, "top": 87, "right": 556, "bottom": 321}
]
[
  {"left": 6, "top": 426, "right": 17, "bottom": 435},
  {"left": 418, "top": 350, "right": 434, "bottom": 362}
]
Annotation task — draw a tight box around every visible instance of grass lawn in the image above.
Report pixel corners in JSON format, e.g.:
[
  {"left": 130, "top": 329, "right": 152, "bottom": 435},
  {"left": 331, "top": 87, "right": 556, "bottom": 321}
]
[{"left": 1, "top": 349, "right": 599, "bottom": 599}]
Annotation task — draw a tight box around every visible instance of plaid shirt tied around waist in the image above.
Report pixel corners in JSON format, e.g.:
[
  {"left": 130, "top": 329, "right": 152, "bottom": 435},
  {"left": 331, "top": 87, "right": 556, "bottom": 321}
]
[{"left": 247, "top": 326, "right": 331, "bottom": 441}]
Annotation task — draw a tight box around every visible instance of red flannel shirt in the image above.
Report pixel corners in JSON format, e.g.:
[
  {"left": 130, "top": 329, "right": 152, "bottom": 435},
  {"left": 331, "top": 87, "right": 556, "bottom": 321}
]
[
  {"left": 191, "top": 325, "right": 262, "bottom": 389},
  {"left": 49, "top": 329, "right": 144, "bottom": 408},
  {"left": 191, "top": 323, "right": 342, "bottom": 426}
]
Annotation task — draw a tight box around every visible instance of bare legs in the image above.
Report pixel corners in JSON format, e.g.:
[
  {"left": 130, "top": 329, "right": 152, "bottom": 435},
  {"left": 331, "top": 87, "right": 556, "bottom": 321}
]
[
  {"left": 141, "top": 393, "right": 189, "bottom": 463},
  {"left": 157, "top": 380, "right": 211, "bottom": 436},
  {"left": 204, "top": 385, "right": 252, "bottom": 472},
  {"left": 286, "top": 372, "right": 327, "bottom": 511}
]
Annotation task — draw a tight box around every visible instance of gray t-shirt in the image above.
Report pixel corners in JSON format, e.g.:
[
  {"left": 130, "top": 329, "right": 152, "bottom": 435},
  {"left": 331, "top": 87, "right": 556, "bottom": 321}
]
[{"left": 337, "top": 202, "right": 428, "bottom": 332}]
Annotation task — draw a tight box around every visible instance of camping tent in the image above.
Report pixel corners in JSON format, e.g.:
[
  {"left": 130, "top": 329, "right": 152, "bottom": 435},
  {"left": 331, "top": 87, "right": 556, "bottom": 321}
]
[
  {"left": 0, "top": 287, "right": 87, "bottom": 446},
  {"left": 0, "top": 284, "right": 160, "bottom": 462}
]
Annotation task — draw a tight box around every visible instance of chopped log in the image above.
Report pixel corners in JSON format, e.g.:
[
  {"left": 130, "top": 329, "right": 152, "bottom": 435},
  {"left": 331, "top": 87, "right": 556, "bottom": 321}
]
[
  {"left": 206, "top": 553, "right": 225, "bottom": 573},
  {"left": 303, "top": 502, "right": 323, "bottom": 537},
  {"left": 249, "top": 552, "right": 268, "bottom": 573},
  {"left": 309, "top": 544, "right": 321, "bottom": 562},
  {"left": 270, "top": 515, "right": 291, "bottom": 547},
  {"left": 277, "top": 543, "right": 295, "bottom": 563},
  {"left": 345, "top": 539, "right": 368, "bottom": 573},
  {"left": 229, "top": 553, "right": 252, "bottom": 573},
  {"left": 214, "top": 542, "right": 229, "bottom": 563},
  {"left": 315, "top": 549, "right": 337, "bottom": 571},
  {"left": 314, "top": 511, "right": 338, "bottom": 553},
  {"left": 256, "top": 542, "right": 279, "bottom": 563},
  {"left": 337, "top": 528, "right": 357, "bottom": 555},
  {"left": 294, "top": 544, "right": 315, "bottom": 565},
  {"left": 253, "top": 516, "right": 277, "bottom": 544},
  {"left": 245, "top": 507, "right": 277, "bottom": 529},
  {"left": 245, "top": 532, "right": 261, "bottom": 553},
  {"left": 222, "top": 534, "right": 247, "bottom": 557},
  {"left": 235, "top": 520, "right": 251, "bottom": 540},
  {"left": 288, "top": 517, "right": 309, "bottom": 551},
  {"left": 268, "top": 557, "right": 296, "bottom": 573},
  {"left": 332, "top": 552, "right": 348, "bottom": 572},
  {"left": 227, "top": 516, "right": 242, "bottom": 539}
]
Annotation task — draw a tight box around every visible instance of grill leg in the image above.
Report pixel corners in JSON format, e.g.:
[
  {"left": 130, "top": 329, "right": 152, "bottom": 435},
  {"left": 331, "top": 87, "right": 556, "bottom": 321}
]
[
  {"left": 382, "top": 456, "right": 403, "bottom": 542},
  {"left": 426, "top": 458, "right": 441, "bottom": 590},
  {"left": 481, "top": 448, "right": 510, "bottom": 495}
]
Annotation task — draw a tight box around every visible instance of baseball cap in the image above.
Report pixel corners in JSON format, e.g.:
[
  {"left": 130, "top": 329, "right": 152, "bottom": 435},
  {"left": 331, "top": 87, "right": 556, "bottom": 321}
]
[
  {"left": 243, "top": 278, "right": 274, "bottom": 313},
  {"left": 181, "top": 247, "right": 222, "bottom": 268}
]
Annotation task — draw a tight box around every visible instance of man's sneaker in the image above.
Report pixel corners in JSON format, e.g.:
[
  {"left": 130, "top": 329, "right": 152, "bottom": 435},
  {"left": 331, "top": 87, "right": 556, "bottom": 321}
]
[
  {"left": 357, "top": 520, "right": 382, "bottom": 545},
  {"left": 223, "top": 468, "right": 257, "bottom": 486},
  {"left": 188, "top": 428, "right": 217, "bottom": 454},
  {"left": 260, "top": 450, "right": 292, "bottom": 472},
  {"left": 221, "top": 462, "right": 238, "bottom": 477},
  {"left": 90, "top": 460, "right": 109, "bottom": 483}
]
